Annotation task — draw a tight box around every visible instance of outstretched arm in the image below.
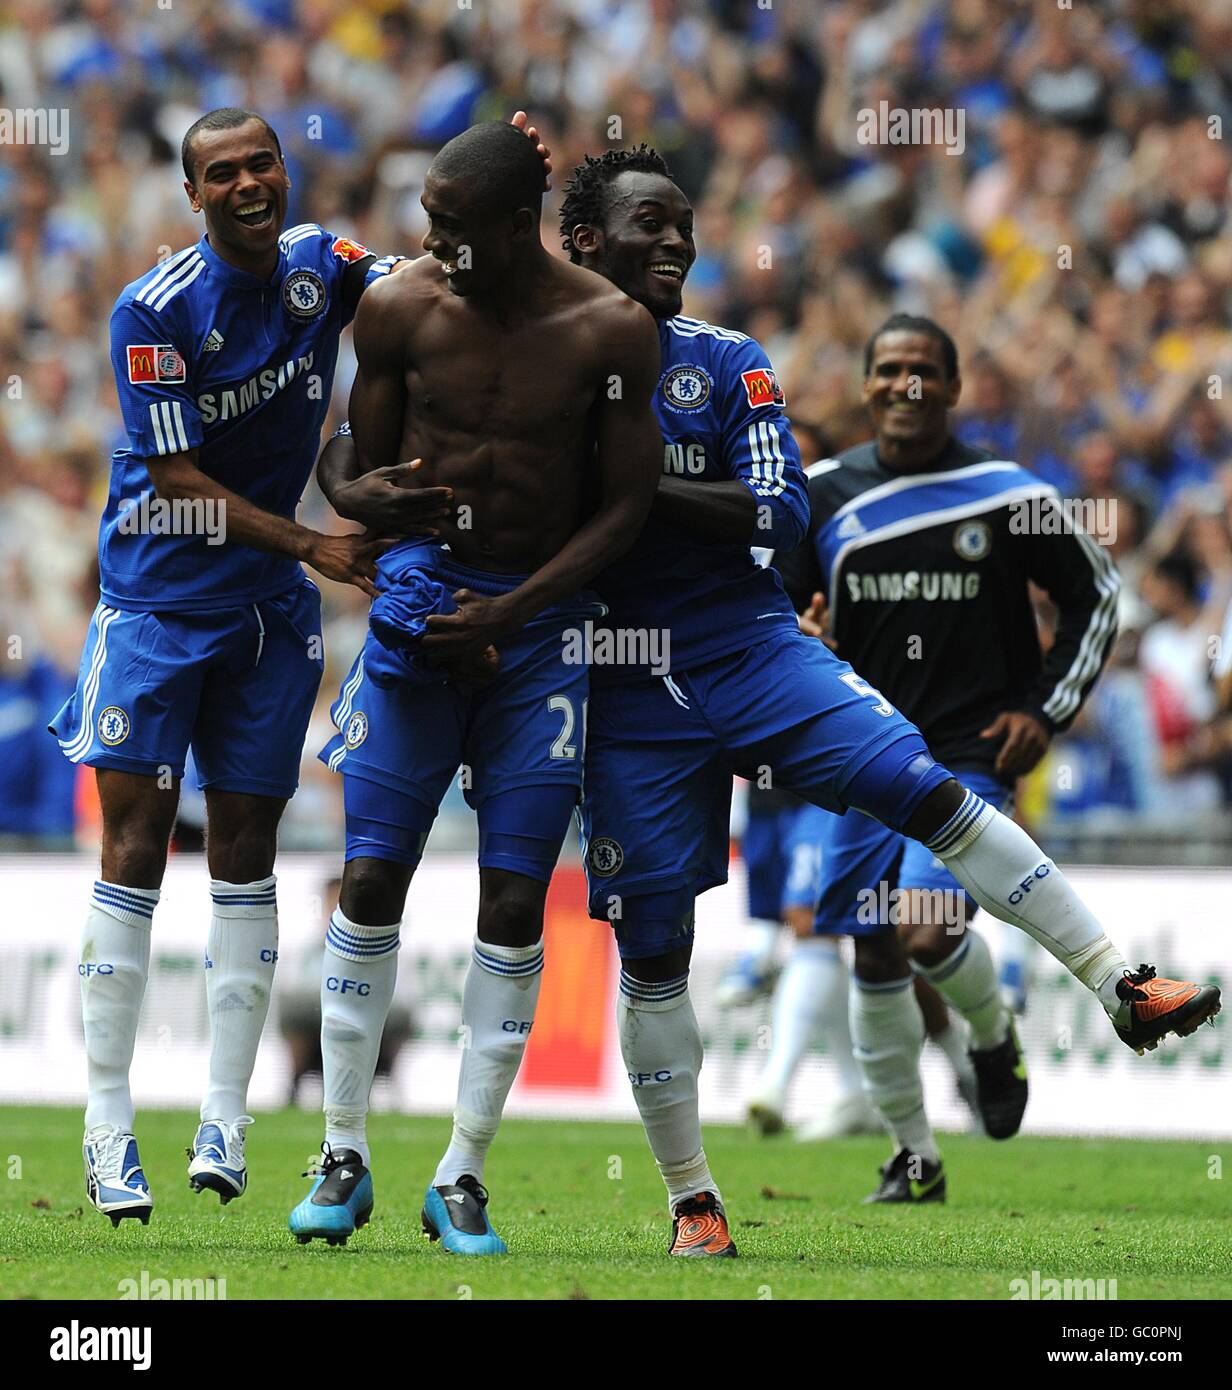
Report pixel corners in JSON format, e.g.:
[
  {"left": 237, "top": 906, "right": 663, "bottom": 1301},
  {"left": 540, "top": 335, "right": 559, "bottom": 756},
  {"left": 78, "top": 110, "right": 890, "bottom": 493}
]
[
  {"left": 148, "top": 446, "right": 389, "bottom": 597},
  {"left": 652, "top": 475, "right": 757, "bottom": 540}
]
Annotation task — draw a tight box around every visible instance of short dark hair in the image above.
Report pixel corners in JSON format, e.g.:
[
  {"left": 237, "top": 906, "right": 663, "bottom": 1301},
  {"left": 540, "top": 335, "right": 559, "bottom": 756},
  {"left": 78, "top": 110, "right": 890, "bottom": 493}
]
[
  {"left": 181, "top": 107, "right": 282, "bottom": 183},
  {"left": 863, "top": 313, "right": 959, "bottom": 381},
  {"left": 559, "top": 145, "right": 672, "bottom": 262},
  {"left": 1154, "top": 548, "right": 1200, "bottom": 603},
  {"left": 428, "top": 120, "right": 545, "bottom": 219}
]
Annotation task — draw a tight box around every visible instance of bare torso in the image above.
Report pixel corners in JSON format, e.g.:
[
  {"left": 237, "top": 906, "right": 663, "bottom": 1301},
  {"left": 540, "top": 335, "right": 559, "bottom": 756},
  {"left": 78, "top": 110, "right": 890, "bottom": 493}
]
[{"left": 372, "top": 256, "right": 630, "bottom": 573}]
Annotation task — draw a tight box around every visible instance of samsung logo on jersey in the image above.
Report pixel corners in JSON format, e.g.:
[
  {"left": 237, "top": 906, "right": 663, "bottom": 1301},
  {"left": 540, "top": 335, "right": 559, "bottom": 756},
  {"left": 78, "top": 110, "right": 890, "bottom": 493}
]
[
  {"left": 197, "top": 352, "right": 315, "bottom": 424},
  {"left": 846, "top": 571, "right": 981, "bottom": 603},
  {"left": 664, "top": 442, "right": 706, "bottom": 475}
]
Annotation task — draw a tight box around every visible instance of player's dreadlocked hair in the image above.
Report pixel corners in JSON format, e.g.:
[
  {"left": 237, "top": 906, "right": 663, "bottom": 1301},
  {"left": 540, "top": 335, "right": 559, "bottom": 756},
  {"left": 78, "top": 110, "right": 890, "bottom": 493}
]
[{"left": 559, "top": 145, "right": 672, "bottom": 262}]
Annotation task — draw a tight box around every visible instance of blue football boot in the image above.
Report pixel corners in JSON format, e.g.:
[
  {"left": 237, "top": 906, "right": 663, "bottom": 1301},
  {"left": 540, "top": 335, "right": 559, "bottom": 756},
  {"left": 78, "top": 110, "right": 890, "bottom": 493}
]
[
  {"left": 421, "top": 1174, "right": 507, "bottom": 1255},
  {"left": 84, "top": 1126, "right": 153, "bottom": 1227},
  {"left": 715, "top": 952, "right": 780, "bottom": 1009},
  {"left": 187, "top": 1115, "right": 253, "bottom": 1203},
  {"left": 289, "top": 1145, "right": 373, "bottom": 1247},
  {"left": 999, "top": 957, "right": 1029, "bottom": 1015}
]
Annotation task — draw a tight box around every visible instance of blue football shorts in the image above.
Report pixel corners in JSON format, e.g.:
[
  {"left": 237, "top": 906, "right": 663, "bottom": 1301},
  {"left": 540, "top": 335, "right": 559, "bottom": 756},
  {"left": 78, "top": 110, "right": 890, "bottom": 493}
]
[
  {"left": 803, "top": 767, "right": 1013, "bottom": 936},
  {"left": 580, "top": 628, "right": 955, "bottom": 957},
  {"left": 321, "top": 551, "right": 602, "bottom": 883},
  {"left": 743, "top": 801, "right": 805, "bottom": 921},
  {"left": 50, "top": 578, "right": 323, "bottom": 797}
]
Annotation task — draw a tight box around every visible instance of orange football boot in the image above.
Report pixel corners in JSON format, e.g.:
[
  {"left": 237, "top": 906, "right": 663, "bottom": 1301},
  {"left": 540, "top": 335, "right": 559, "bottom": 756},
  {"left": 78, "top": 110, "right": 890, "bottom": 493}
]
[
  {"left": 668, "top": 1191, "right": 738, "bottom": 1258},
  {"left": 1112, "top": 964, "right": 1221, "bottom": 1054}
]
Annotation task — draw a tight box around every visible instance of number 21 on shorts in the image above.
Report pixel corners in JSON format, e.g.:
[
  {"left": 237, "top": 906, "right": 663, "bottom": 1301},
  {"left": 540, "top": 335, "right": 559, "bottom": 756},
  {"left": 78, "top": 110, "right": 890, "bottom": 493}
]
[{"left": 548, "top": 695, "right": 588, "bottom": 758}]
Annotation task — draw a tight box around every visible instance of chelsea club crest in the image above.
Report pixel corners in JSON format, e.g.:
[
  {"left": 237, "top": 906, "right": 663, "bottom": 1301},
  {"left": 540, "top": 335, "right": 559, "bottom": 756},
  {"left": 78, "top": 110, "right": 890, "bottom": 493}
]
[
  {"left": 282, "top": 269, "right": 327, "bottom": 319},
  {"left": 97, "top": 706, "right": 130, "bottom": 746},
  {"left": 587, "top": 837, "right": 624, "bottom": 877},
  {"left": 661, "top": 365, "right": 712, "bottom": 411},
  {"left": 953, "top": 519, "right": 992, "bottom": 561}
]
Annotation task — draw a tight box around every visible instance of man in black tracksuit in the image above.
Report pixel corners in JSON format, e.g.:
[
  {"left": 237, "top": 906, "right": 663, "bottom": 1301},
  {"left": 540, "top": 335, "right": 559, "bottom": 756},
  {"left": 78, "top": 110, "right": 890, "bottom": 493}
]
[{"left": 771, "top": 313, "right": 1121, "bottom": 1201}]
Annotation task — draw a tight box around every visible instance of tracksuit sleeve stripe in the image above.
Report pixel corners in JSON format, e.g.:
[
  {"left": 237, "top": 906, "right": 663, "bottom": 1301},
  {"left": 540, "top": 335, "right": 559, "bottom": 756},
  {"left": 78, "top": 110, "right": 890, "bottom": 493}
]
[{"left": 1041, "top": 528, "right": 1120, "bottom": 725}]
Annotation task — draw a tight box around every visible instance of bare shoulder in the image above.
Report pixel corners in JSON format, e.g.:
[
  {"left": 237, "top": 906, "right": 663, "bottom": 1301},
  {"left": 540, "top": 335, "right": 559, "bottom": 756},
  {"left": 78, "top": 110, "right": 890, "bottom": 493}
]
[
  {"left": 359, "top": 254, "right": 443, "bottom": 320},
  {"left": 354, "top": 255, "right": 446, "bottom": 355},
  {"left": 556, "top": 261, "right": 657, "bottom": 348}
]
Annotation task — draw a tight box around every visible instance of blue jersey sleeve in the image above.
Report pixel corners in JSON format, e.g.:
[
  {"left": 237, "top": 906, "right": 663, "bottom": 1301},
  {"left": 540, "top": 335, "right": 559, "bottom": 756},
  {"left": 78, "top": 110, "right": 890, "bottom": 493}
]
[
  {"left": 110, "top": 295, "right": 203, "bottom": 459},
  {"left": 716, "top": 337, "right": 808, "bottom": 550}
]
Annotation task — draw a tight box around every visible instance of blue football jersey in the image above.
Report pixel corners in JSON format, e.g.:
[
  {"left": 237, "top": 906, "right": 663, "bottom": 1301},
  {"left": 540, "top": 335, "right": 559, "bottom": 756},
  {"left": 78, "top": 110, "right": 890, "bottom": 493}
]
[
  {"left": 592, "top": 315, "right": 808, "bottom": 680},
  {"left": 101, "top": 226, "right": 401, "bottom": 611}
]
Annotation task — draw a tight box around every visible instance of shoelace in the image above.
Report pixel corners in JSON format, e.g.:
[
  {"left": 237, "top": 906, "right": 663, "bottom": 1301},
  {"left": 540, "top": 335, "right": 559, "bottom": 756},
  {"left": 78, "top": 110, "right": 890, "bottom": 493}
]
[
  {"left": 301, "top": 1142, "right": 336, "bottom": 1180},
  {"left": 187, "top": 1115, "right": 254, "bottom": 1163},
  {"left": 227, "top": 1116, "right": 254, "bottom": 1164},
  {"left": 674, "top": 1193, "right": 717, "bottom": 1218},
  {"left": 455, "top": 1174, "right": 490, "bottom": 1208},
  {"left": 1120, "top": 963, "right": 1158, "bottom": 1000},
  {"left": 86, "top": 1126, "right": 132, "bottom": 1180},
  {"left": 301, "top": 1141, "right": 356, "bottom": 1180}
]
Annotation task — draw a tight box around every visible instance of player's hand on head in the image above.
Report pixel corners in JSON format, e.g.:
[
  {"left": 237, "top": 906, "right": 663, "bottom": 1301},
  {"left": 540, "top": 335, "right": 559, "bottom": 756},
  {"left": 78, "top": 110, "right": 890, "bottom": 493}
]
[
  {"left": 303, "top": 530, "right": 396, "bottom": 599},
  {"left": 333, "top": 459, "right": 453, "bottom": 536},
  {"left": 423, "top": 588, "right": 516, "bottom": 657},
  {"left": 980, "top": 710, "right": 1050, "bottom": 778},
  {"left": 510, "top": 110, "right": 552, "bottom": 189}
]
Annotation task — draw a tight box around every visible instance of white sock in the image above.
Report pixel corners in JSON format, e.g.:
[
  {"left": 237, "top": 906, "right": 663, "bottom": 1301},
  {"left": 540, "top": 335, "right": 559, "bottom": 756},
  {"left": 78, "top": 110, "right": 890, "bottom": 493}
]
[
  {"left": 746, "top": 918, "right": 781, "bottom": 964},
  {"left": 916, "top": 929, "right": 1008, "bottom": 1050},
  {"left": 433, "top": 936, "right": 543, "bottom": 1188},
  {"left": 202, "top": 877, "right": 279, "bottom": 1124},
  {"left": 928, "top": 792, "right": 1128, "bottom": 1014},
  {"left": 758, "top": 937, "right": 859, "bottom": 1103},
  {"left": 929, "top": 1016, "right": 976, "bottom": 1086},
  {"left": 618, "top": 969, "right": 718, "bottom": 1212},
  {"left": 813, "top": 942, "right": 865, "bottom": 1097},
  {"left": 850, "top": 975, "right": 938, "bottom": 1162},
  {"left": 321, "top": 907, "right": 401, "bottom": 1167},
  {"left": 81, "top": 881, "right": 157, "bottom": 1133}
]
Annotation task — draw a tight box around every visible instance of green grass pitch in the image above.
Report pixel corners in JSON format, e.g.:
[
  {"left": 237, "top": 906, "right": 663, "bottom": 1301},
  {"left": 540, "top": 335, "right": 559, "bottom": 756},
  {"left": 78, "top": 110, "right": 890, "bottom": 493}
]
[{"left": 1, "top": 1106, "right": 1228, "bottom": 1300}]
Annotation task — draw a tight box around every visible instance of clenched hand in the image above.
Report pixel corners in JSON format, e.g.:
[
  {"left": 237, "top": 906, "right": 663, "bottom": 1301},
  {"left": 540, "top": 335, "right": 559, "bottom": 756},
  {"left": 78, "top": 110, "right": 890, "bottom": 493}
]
[{"left": 980, "top": 710, "right": 1051, "bottom": 778}]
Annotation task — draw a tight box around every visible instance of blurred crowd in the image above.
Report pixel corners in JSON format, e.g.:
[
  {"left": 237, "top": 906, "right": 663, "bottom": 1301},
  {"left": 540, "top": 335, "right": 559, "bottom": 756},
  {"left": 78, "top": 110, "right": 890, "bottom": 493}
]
[{"left": 3, "top": 0, "right": 1232, "bottom": 847}]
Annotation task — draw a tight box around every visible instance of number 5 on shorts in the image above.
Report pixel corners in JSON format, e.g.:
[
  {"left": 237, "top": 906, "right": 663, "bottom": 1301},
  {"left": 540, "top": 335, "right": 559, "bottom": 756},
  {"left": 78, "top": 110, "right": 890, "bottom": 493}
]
[{"left": 840, "top": 670, "right": 894, "bottom": 717}]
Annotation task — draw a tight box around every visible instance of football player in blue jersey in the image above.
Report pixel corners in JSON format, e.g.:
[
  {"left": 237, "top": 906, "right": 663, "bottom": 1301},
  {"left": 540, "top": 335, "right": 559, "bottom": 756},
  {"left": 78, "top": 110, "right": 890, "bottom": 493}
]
[
  {"left": 50, "top": 106, "right": 457, "bottom": 1227},
  {"left": 558, "top": 148, "right": 1218, "bottom": 1255},
  {"left": 285, "top": 122, "right": 661, "bottom": 1250}
]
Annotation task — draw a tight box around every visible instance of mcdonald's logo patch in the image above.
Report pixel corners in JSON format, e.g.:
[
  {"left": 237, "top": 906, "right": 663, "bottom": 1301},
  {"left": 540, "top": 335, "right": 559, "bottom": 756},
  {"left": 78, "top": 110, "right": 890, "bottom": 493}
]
[
  {"left": 740, "top": 367, "right": 785, "bottom": 409},
  {"left": 127, "top": 345, "right": 185, "bottom": 384},
  {"left": 331, "top": 236, "right": 370, "bottom": 264}
]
